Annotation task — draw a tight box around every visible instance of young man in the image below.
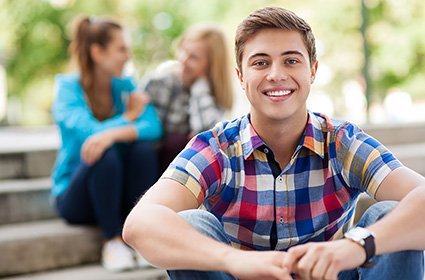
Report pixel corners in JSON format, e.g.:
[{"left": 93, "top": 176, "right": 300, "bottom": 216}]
[{"left": 123, "top": 6, "right": 425, "bottom": 280}]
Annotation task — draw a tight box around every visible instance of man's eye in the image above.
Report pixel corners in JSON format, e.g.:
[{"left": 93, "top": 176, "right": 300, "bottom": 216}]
[
  {"left": 287, "top": 59, "right": 298, "bottom": 64},
  {"left": 254, "top": 61, "right": 266, "bottom": 66}
]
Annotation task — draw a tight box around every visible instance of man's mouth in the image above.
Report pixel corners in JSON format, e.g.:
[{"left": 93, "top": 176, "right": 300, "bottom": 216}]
[{"left": 263, "top": 89, "right": 294, "bottom": 97}]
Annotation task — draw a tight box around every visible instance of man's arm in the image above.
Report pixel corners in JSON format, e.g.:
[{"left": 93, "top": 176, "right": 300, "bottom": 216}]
[
  {"left": 284, "top": 166, "right": 425, "bottom": 279},
  {"left": 368, "top": 166, "right": 425, "bottom": 254},
  {"left": 123, "top": 178, "right": 292, "bottom": 279}
]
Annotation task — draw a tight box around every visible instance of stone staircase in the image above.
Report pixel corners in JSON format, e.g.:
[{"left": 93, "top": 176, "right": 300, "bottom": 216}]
[
  {"left": 0, "top": 126, "right": 167, "bottom": 279},
  {"left": 0, "top": 122, "right": 424, "bottom": 279}
]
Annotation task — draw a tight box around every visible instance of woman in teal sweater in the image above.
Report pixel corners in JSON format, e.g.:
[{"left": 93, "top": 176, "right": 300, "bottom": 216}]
[{"left": 51, "top": 16, "right": 162, "bottom": 272}]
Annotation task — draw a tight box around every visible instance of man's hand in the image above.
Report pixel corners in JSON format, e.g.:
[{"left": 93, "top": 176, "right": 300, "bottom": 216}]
[
  {"left": 124, "top": 91, "right": 151, "bottom": 121},
  {"left": 283, "top": 239, "right": 366, "bottom": 280},
  {"left": 225, "top": 250, "right": 293, "bottom": 280},
  {"left": 81, "top": 132, "right": 115, "bottom": 166}
]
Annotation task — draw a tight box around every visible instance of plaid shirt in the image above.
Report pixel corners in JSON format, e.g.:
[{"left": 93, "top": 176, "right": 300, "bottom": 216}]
[
  {"left": 141, "top": 62, "right": 225, "bottom": 135},
  {"left": 162, "top": 112, "right": 402, "bottom": 251}
]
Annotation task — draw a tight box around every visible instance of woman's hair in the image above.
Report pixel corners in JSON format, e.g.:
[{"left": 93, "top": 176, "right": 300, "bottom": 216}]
[
  {"left": 179, "top": 24, "right": 233, "bottom": 111},
  {"left": 235, "top": 6, "right": 316, "bottom": 74},
  {"left": 68, "top": 15, "right": 122, "bottom": 99}
]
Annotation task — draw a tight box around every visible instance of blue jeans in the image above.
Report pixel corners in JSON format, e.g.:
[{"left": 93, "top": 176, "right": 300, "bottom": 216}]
[
  {"left": 56, "top": 141, "right": 158, "bottom": 239},
  {"left": 168, "top": 201, "right": 424, "bottom": 280}
]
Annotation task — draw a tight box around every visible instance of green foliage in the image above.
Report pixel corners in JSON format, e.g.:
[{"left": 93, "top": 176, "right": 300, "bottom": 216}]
[
  {"left": 1, "top": 0, "right": 425, "bottom": 125},
  {"left": 366, "top": 0, "right": 425, "bottom": 100}
]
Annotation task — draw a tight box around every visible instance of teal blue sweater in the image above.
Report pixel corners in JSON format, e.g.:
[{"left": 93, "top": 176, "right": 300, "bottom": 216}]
[{"left": 51, "top": 73, "right": 163, "bottom": 197}]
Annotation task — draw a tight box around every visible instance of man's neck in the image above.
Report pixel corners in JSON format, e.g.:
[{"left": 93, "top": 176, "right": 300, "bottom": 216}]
[{"left": 250, "top": 109, "right": 308, "bottom": 170}]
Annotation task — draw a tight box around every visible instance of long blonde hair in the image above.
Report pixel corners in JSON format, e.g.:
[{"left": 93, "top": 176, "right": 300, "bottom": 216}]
[{"left": 179, "top": 24, "right": 233, "bottom": 111}]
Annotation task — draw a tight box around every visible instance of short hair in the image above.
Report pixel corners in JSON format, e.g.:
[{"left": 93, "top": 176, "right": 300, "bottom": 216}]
[{"left": 235, "top": 6, "right": 316, "bottom": 73}]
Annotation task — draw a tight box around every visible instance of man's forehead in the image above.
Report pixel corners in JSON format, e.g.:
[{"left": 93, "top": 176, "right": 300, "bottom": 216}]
[{"left": 242, "top": 29, "right": 308, "bottom": 61}]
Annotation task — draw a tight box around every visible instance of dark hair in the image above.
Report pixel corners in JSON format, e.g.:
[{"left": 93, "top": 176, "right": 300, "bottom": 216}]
[
  {"left": 235, "top": 6, "right": 316, "bottom": 73},
  {"left": 68, "top": 15, "right": 121, "bottom": 102}
]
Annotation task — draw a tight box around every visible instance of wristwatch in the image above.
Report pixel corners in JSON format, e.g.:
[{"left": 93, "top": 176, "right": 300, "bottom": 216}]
[{"left": 344, "top": 227, "right": 376, "bottom": 268}]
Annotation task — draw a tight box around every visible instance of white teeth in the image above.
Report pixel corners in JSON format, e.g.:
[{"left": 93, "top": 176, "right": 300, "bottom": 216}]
[{"left": 265, "top": 90, "right": 292, "bottom": 96}]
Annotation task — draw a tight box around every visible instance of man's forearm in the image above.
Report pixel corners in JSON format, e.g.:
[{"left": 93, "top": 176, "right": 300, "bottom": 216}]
[
  {"left": 368, "top": 186, "right": 425, "bottom": 255},
  {"left": 123, "top": 203, "right": 233, "bottom": 271}
]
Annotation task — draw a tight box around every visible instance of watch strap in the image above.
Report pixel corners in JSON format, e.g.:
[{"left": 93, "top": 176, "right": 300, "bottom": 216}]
[
  {"left": 344, "top": 227, "right": 376, "bottom": 268},
  {"left": 361, "top": 234, "right": 376, "bottom": 268}
]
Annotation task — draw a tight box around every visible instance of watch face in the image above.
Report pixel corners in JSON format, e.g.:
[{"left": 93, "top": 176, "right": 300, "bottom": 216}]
[{"left": 345, "top": 227, "right": 374, "bottom": 241}]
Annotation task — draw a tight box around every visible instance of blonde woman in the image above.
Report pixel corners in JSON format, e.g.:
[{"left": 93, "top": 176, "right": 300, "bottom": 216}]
[{"left": 141, "top": 23, "right": 233, "bottom": 173}]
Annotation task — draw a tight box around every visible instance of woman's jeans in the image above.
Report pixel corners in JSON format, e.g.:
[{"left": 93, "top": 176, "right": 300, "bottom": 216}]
[
  {"left": 56, "top": 141, "right": 158, "bottom": 239},
  {"left": 168, "top": 201, "right": 424, "bottom": 280}
]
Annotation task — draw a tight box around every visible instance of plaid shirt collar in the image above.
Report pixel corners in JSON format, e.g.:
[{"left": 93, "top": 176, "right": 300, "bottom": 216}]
[{"left": 240, "top": 111, "right": 326, "bottom": 160}]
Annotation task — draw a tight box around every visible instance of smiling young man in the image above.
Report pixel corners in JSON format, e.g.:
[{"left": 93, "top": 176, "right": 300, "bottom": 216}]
[{"left": 123, "top": 7, "right": 425, "bottom": 280}]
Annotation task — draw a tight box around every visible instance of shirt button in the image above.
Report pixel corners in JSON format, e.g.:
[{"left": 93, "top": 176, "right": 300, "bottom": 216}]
[
  {"left": 264, "top": 147, "right": 269, "bottom": 154},
  {"left": 277, "top": 176, "right": 283, "bottom": 183},
  {"left": 279, "top": 217, "right": 284, "bottom": 224}
]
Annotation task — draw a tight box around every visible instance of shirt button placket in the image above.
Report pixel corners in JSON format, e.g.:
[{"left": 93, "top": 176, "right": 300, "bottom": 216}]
[{"left": 276, "top": 175, "right": 286, "bottom": 243}]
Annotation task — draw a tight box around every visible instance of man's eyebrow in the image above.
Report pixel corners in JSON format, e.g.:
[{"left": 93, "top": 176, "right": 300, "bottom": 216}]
[
  {"left": 247, "top": 50, "right": 306, "bottom": 62},
  {"left": 247, "top": 53, "right": 270, "bottom": 62},
  {"left": 281, "top": 50, "right": 305, "bottom": 58}
]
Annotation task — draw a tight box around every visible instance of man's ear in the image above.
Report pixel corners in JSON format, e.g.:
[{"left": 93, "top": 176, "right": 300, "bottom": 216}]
[
  {"left": 235, "top": 67, "right": 245, "bottom": 90},
  {"left": 310, "top": 61, "right": 318, "bottom": 84},
  {"left": 90, "top": 44, "right": 103, "bottom": 63}
]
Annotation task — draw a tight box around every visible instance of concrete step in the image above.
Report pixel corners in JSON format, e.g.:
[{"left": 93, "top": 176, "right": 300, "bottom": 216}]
[
  {"left": 0, "top": 126, "right": 59, "bottom": 180},
  {"left": 363, "top": 122, "right": 425, "bottom": 146},
  {"left": 0, "top": 178, "right": 57, "bottom": 225},
  {"left": 0, "top": 149, "right": 57, "bottom": 179},
  {"left": 0, "top": 219, "right": 102, "bottom": 277},
  {"left": 0, "top": 264, "right": 168, "bottom": 280}
]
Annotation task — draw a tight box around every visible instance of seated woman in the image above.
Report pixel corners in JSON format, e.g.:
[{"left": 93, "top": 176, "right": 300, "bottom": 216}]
[
  {"left": 50, "top": 15, "right": 162, "bottom": 272},
  {"left": 140, "top": 23, "right": 233, "bottom": 173}
]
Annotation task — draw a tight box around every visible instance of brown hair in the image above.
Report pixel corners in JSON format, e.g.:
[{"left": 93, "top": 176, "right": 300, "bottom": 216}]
[
  {"left": 68, "top": 15, "right": 121, "bottom": 117},
  {"left": 179, "top": 23, "right": 233, "bottom": 111},
  {"left": 235, "top": 6, "right": 316, "bottom": 74}
]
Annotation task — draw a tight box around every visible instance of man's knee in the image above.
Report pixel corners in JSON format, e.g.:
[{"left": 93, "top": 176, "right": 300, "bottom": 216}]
[
  {"left": 178, "top": 210, "right": 220, "bottom": 232},
  {"left": 178, "top": 210, "right": 229, "bottom": 243},
  {"left": 358, "top": 200, "right": 398, "bottom": 227}
]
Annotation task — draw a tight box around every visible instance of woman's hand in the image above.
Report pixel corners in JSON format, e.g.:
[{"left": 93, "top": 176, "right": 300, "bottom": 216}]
[
  {"left": 81, "top": 132, "right": 115, "bottom": 166},
  {"left": 124, "top": 91, "right": 151, "bottom": 121}
]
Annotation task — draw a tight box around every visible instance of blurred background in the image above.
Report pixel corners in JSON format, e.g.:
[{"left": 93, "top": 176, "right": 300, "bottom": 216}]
[{"left": 0, "top": 0, "right": 424, "bottom": 127}]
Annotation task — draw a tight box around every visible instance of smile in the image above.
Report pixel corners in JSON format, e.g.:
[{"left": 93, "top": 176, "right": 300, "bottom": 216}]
[{"left": 263, "top": 90, "right": 294, "bottom": 97}]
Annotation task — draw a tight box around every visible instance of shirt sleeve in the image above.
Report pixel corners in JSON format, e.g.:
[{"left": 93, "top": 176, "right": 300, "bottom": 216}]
[
  {"left": 52, "top": 74, "right": 130, "bottom": 142},
  {"left": 189, "top": 79, "right": 225, "bottom": 133},
  {"left": 333, "top": 122, "right": 403, "bottom": 197},
  {"left": 161, "top": 131, "right": 223, "bottom": 206}
]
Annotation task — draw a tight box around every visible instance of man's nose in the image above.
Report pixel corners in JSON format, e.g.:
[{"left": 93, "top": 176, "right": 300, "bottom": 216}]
[{"left": 266, "top": 63, "right": 288, "bottom": 82}]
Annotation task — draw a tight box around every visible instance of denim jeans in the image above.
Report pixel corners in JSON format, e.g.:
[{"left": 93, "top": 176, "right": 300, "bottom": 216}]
[
  {"left": 168, "top": 201, "right": 424, "bottom": 280},
  {"left": 56, "top": 141, "right": 158, "bottom": 239}
]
